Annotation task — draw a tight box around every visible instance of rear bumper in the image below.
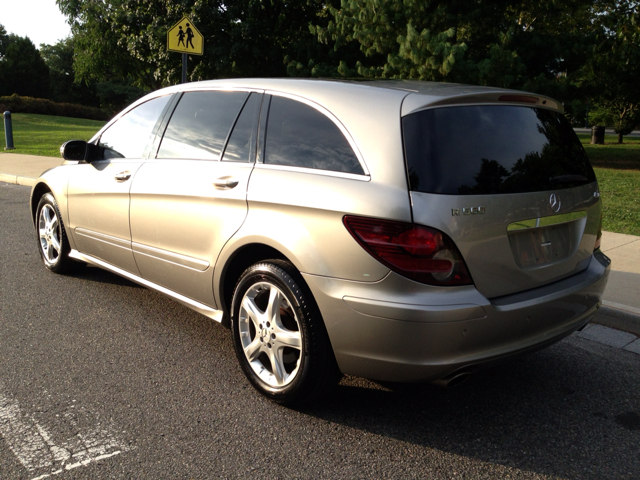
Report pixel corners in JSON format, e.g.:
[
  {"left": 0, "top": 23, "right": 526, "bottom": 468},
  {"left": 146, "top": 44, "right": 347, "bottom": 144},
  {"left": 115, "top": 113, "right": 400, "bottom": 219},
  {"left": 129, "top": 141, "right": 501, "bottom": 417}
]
[{"left": 303, "top": 250, "right": 611, "bottom": 382}]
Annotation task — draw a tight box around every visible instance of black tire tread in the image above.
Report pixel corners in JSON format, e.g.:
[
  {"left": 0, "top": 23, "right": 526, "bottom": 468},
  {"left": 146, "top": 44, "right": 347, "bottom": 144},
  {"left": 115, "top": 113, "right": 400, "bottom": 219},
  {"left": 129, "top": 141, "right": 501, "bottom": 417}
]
[
  {"left": 231, "top": 259, "right": 342, "bottom": 406},
  {"left": 36, "top": 193, "right": 81, "bottom": 274}
]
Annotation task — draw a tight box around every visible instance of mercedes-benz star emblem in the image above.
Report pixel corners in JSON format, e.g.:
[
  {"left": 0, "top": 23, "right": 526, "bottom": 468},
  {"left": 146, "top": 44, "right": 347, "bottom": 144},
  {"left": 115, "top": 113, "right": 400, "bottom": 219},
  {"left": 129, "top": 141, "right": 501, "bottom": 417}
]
[{"left": 549, "top": 193, "right": 561, "bottom": 213}]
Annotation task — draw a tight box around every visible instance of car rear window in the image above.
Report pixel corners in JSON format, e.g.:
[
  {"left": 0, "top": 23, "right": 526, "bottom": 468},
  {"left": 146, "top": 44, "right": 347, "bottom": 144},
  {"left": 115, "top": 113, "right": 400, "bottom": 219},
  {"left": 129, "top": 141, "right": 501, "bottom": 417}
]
[
  {"left": 402, "top": 105, "right": 596, "bottom": 195},
  {"left": 264, "top": 96, "right": 364, "bottom": 174}
]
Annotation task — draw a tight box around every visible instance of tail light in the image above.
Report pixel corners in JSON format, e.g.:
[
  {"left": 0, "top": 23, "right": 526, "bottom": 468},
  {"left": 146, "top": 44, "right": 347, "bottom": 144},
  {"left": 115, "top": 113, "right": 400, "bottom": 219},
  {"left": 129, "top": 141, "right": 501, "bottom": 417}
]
[{"left": 343, "top": 216, "right": 473, "bottom": 286}]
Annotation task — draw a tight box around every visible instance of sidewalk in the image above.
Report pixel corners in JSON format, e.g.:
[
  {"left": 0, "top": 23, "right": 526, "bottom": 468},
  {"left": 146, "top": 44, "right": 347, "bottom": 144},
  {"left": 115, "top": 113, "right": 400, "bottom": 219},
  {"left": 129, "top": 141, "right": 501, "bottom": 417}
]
[{"left": 2, "top": 152, "right": 639, "bottom": 335}]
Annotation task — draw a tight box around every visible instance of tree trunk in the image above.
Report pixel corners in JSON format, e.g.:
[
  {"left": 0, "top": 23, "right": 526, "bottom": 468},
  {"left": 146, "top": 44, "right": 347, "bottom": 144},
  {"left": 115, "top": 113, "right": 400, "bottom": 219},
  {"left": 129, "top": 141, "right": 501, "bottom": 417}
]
[{"left": 618, "top": 132, "right": 623, "bottom": 144}]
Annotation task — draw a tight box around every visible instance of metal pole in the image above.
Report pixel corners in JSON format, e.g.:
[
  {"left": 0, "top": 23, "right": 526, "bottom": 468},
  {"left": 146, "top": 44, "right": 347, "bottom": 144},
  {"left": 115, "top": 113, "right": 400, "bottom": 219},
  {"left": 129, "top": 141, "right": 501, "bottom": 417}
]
[
  {"left": 4, "top": 111, "right": 15, "bottom": 150},
  {"left": 182, "top": 53, "right": 187, "bottom": 84}
]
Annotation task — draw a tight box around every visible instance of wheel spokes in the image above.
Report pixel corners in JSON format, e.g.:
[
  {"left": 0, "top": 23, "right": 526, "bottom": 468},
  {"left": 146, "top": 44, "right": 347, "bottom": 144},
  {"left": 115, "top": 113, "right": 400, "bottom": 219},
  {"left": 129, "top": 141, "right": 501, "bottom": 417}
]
[
  {"left": 241, "top": 295, "right": 262, "bottom": 331},
  {"left": 238, "top": 281, "right": 303, "bottom": 388},
  {"left": 244, "top": 337, "right": 262, "bottom": 362},
  {"left": 265, "top": 287, "right": 282, "bottom": 324},
  {"left": 273, "top": 328, "right": 302, "bottom": 350},
  {"left": 267, "top": 348, "right": 286, "bottom": 385}
]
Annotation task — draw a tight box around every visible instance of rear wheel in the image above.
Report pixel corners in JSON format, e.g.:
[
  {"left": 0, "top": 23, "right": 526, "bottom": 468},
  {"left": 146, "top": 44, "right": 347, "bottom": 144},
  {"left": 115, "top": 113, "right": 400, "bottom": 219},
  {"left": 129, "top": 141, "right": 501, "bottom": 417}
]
[
  {"left": 231, "top": 260, "right": 341, "bottom": 405},
  {"left": 36, "top": 193, "right": 80, "bottom": 274}
]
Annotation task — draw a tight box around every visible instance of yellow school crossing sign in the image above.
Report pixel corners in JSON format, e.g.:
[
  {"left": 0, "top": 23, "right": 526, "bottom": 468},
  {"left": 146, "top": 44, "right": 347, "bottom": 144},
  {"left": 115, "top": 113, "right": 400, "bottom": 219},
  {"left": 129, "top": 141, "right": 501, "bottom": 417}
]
[{"left": 167, "top": 16, "right": 203, "bottom": 55}]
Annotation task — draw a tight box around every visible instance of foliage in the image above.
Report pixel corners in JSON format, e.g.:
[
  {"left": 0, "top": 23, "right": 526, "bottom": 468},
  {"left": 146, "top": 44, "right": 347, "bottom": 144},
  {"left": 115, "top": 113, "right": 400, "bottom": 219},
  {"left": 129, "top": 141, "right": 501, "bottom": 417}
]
[
  {"left": 308, "top": 0, "right": 604, "bottom": 100},
  {"left": 56, "top": 0, "right": 333, "bottom": 90},
  {"left": 40, "top": 38, "right": 100, "bottom": 107},
  {"left": 0, "top": 33, "right": 50, "bottom": 98},
  {"left": 0, "top": 94, "right": 109, "bottom": 121},
  {"left": 95, "top": 82, "right": 146, "bottom": 113},
  {"left": 578, "top": 1, "right": 640, "bottom": 143},
  {"left": 0, "top": 24, "right": 8, "bottom": 58}
]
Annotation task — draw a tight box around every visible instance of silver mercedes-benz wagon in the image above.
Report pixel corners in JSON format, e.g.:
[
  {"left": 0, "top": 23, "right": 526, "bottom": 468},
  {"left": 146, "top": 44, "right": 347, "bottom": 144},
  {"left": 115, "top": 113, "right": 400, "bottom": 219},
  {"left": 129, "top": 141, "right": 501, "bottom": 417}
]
[{"left": 31, "top": 79, "right": 610, "bottom": 405}]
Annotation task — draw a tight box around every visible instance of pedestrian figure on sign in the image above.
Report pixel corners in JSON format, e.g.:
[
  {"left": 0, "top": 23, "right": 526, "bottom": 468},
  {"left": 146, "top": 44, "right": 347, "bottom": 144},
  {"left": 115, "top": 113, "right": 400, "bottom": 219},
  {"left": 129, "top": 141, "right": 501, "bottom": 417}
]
[
  {"left": 186, "top": 23, "right": 195, "bottom": 49},
  {"left": 177, "top": 26, "right": 186, "bottom": 47}
]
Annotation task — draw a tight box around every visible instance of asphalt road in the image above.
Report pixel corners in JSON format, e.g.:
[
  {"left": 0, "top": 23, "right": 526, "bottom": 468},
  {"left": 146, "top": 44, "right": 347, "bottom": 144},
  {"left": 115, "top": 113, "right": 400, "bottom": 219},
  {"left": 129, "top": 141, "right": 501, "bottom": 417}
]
[{"left": 1, "top": 182, "right": 639, "bottom": 480}]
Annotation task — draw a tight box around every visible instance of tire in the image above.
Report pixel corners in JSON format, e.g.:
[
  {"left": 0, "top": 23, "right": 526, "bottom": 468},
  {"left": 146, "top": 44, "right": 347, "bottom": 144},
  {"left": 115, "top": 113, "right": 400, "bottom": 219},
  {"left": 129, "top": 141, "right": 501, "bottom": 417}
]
[
  {"left": 35, "top": 193, "right": 80, "bottom": 274},
  {"left": 231, "top": 260, "right": 342, "bottom": 406}
]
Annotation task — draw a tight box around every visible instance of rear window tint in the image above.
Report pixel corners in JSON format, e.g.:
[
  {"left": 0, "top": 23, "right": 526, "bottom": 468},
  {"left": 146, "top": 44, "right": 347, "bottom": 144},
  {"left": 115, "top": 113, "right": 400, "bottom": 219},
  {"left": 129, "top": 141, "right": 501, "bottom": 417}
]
[
  {"left": 264, "top": 96, "right": 364, "bottom": 174},
  {"left": 403, "top": 106, "right": 596, "bottom": 195}
]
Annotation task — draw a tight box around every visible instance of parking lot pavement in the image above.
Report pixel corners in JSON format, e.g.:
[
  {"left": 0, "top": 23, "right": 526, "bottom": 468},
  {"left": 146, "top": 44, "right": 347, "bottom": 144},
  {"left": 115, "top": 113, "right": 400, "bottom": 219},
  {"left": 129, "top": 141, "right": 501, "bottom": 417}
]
[{"left": 2, "top": 182, "right": 640, "bottom": 479}]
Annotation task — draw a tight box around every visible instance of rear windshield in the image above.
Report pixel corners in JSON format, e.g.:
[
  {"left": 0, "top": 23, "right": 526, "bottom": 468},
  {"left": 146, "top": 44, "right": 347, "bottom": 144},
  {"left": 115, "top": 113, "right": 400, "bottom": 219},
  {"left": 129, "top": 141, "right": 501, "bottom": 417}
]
[{"left": 402, "top": 105, "right": 596, "bottom": 195}]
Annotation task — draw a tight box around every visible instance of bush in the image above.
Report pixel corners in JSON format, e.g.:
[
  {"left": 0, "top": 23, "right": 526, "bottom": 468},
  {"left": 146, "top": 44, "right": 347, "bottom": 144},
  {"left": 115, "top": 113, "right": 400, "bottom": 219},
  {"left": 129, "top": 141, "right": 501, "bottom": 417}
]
[{"left": 0, "top": 94, "right": 109, "bottom": 121}]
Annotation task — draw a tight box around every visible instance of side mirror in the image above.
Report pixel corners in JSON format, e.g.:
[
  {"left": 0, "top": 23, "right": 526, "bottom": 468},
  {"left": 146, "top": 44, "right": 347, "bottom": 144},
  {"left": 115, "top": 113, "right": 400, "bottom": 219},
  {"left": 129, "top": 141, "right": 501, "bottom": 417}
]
[{"left": 60, "top": 140, "right": 88, "bottom": 161}]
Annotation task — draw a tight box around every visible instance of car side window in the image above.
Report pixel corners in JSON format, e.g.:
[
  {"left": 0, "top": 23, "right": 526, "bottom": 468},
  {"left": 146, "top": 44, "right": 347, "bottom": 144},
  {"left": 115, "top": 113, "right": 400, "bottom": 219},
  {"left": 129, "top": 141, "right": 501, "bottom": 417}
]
[
  {"left": 157, "top": 90, "right": 248, "bottom": 160},
  {"left": 264, "top": 96, "right": 363, "bottom": 174},
  {"left": 221, "top": 93, "right": 261, "bottom": 163},
  {"left": 98, "top": 95, "right": 171, "bottom": 159}
]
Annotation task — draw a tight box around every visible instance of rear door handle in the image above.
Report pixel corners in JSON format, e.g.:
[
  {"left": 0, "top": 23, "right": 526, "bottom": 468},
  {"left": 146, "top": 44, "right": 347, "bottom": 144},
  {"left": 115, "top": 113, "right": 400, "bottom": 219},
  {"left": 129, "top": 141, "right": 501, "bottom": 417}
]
[
  {"left": 213, "top": 177, "right": 239, "bottom": 190},
  {"left": 115, "top": 171, "right": 132, "bottom": 181}
]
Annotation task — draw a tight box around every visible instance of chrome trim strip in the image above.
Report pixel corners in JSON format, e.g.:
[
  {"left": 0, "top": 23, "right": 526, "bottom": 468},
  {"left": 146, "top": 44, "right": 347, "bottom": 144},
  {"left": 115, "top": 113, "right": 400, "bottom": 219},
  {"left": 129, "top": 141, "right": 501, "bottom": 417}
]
[
  {"left": 131, "top": 242, "right": 210, "bottom": 272},
  {"left": 254, "top": 162, "right": 371, "bottom": 181},
  {"left": 74, "top": 228, "right": 131, "bottom": 250},
  {"left": 507, "top": 211, "right": 587, "bottom": 231},
  {"left": 68, "top": 250, "right": 223, "bottom": 322}
]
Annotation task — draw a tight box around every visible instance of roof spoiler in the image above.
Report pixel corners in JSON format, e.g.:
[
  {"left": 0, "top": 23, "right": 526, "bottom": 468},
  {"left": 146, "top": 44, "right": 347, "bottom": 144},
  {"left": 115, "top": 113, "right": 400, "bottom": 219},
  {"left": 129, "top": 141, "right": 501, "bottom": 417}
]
[{"left": 401, "top": 91, "right": 562, "bottom": 116}]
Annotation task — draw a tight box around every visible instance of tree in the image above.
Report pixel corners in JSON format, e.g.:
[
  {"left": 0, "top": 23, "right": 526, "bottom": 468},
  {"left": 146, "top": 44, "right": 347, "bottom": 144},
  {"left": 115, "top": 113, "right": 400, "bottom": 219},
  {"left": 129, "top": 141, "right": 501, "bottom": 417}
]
[
  {"left": 40, "top": 38, "right": 100, "bottom": 107},
  {"left": 580, "top": 1, "right": 640, "bottom": 143},
  {"left": 308, "top": 0, "right": 610, "bottom": 101},
  {"left": 56, "top": 0, "right": 333, "bottom": 90},
  {"left": 0, "top": 24, "right": 9, "bottom": 58},
  {"left": 0, "top": 33, "right": 50, "bottom": 98}
]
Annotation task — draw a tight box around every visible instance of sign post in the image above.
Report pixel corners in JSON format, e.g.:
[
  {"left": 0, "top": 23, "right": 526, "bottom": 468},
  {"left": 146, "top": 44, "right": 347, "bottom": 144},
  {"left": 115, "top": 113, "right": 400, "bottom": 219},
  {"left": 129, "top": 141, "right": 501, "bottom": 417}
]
[{"left": 167, "top": 16, "right": 204, "bottom": 84}]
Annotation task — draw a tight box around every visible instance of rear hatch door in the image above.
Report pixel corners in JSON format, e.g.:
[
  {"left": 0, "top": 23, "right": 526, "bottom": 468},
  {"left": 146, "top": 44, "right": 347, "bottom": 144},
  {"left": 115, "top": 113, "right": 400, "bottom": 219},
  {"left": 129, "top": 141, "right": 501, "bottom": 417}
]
[{"left": 402, "top": 100, "right": 601, "bottom": 298}]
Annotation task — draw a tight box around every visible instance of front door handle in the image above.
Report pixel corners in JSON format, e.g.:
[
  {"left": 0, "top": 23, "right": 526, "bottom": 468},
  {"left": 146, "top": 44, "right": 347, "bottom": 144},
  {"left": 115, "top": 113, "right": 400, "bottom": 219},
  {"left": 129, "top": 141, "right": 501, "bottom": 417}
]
[
  {"left": 115, "top": 171, "right": 132, "bottom": 181},
  {"left": 213, "top": 176, "right": 239, "bottom": 190}
]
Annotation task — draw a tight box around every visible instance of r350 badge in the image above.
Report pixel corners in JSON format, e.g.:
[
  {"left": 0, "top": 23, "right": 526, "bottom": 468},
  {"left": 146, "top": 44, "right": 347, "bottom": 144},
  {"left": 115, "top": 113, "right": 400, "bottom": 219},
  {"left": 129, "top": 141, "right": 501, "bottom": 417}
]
[{"left": 452, "top": 207, "right": 485, "bottom": 216}]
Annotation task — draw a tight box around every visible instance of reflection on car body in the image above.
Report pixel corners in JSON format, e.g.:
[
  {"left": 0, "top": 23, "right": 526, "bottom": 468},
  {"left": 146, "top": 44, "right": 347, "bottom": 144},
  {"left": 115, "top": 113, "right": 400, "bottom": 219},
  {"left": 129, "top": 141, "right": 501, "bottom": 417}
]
[{"left": 31, "top": 79, "right": 610, "bottom": 405}]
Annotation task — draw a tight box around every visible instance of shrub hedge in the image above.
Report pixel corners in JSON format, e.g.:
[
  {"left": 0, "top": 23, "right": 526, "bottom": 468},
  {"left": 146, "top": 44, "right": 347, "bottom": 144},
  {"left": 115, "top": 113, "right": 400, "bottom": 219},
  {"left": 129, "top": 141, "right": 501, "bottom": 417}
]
[{"left": 0, "top": 94, "right": 110, "bottom": 121}]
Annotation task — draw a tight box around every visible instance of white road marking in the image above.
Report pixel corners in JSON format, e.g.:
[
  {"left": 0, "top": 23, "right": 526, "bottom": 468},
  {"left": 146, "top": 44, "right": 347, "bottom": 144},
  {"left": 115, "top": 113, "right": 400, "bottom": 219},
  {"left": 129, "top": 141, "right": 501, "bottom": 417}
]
[{"left": 0, "top": 385, "right": 132, "bottom": 479}]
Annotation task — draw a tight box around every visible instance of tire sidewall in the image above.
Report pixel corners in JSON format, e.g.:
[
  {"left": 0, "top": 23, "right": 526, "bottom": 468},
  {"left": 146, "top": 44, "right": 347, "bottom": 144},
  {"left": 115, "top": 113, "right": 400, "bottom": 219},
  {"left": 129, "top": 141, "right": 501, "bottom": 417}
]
[
  {"left": 231, "top": 263, "right": 312, "bottom": 401},
  {"left": 36, "top": 193, "right": 68, "bottom": 273}
]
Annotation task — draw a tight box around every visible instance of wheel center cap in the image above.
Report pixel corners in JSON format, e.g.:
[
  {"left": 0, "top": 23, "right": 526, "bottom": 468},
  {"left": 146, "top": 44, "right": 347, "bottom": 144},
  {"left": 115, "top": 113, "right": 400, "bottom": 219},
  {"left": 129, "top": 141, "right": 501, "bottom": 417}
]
[{"left": 261, "top": 328, "right": 268, "bottom": 339}]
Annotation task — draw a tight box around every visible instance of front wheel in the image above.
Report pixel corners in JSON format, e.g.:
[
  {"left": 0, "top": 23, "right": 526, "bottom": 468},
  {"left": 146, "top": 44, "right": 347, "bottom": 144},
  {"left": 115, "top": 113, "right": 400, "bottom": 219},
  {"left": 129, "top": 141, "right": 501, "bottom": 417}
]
[
  {"left": 231, "top": 260, "right": 341, "bottom": 406},
  {"left": 35, "top": 193, "right": 80, "bottom": 274}
]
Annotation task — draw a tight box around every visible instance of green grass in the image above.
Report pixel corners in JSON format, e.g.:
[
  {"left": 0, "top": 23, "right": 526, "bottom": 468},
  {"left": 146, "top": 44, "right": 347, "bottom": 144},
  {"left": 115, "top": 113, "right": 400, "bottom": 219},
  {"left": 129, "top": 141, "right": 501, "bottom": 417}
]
[
  {"left": 577, "top": 133, "right": 640, "bottom": 170},
  {"left": 577, "top": 134, "right": 640, "bottom": 235},
  {"left": 593, "top": 167, "right": 640, "bottom": 236},
  {"left": 0, "top": 113, "right": 106, "bottom": 157}
]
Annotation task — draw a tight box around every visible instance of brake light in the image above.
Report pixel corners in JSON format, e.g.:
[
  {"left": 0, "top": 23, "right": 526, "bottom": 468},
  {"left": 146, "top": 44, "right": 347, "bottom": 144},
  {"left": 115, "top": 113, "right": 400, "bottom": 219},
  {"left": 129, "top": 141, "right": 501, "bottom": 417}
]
[
  {"left": 343, "top": 216, "right": 473, "bottom": 286},
  {"left": 498, "top": 95, "right": 538, "bottom": 104}
]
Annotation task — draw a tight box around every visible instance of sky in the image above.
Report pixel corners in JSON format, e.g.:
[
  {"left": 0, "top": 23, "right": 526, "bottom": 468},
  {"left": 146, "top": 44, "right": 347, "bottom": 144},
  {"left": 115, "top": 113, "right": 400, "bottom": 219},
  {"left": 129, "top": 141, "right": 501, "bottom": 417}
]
[{"left": 2, "top": 0, "right": 72, "bottom": 48}]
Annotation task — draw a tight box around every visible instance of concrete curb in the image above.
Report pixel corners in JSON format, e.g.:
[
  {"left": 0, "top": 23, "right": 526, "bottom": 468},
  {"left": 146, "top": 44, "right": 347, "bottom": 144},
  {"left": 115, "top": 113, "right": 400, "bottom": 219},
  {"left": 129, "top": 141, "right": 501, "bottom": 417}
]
[
  {"left": 593, "top": 304, "right": 640, "bottom": 337},
  {"left": 0, "top": 173, "right": 36, "bottom": 187}
]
